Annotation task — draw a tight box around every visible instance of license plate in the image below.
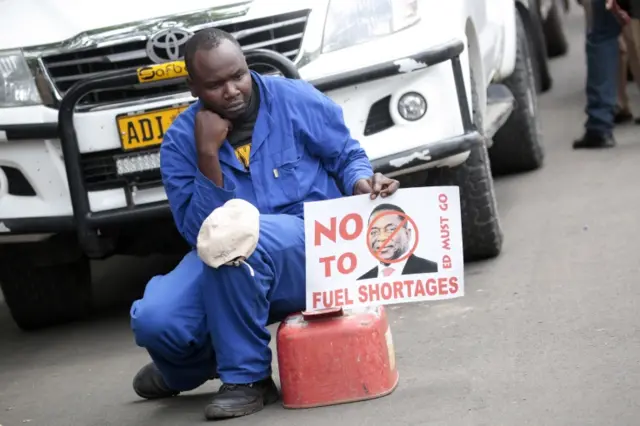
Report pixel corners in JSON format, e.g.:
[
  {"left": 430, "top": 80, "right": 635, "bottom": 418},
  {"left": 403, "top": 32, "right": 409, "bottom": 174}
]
[{"left": 116, "top": 104, "right": 190, "bottom": 151}]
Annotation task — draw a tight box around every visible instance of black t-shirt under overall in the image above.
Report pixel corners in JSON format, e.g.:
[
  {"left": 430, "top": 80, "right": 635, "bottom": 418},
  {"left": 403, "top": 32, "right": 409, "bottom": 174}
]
[{"left": 227, "top": 78, "right": 260, "bottom": 170}]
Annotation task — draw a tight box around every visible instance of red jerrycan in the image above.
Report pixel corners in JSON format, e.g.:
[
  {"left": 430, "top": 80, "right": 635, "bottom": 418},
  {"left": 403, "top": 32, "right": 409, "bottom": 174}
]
[{"left": 276, "top": 305, "right": 399, "bottom": 409}]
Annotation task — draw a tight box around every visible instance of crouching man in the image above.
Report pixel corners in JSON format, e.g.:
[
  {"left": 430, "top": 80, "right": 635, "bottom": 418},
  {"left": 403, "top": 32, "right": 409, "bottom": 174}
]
[{"left": 129, "top": 28, "right": 400, "bottom": 421}]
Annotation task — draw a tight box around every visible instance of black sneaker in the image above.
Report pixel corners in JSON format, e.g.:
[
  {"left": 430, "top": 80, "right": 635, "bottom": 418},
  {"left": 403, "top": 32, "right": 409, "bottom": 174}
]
[
  {"left": 204, "top": 377, "right": 279, "bottom": 420},
  {"left": 573, "top": 130, "right": 616, "bottom": 149},
  {"left": 132, "top": 362, "right": 180, "bottom": 400}
]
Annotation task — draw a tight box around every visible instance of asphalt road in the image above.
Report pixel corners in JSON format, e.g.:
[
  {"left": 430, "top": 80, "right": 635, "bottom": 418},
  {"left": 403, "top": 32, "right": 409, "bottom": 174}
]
[{"left": 2, "top": 9, "right": 640, "bottom": 426}]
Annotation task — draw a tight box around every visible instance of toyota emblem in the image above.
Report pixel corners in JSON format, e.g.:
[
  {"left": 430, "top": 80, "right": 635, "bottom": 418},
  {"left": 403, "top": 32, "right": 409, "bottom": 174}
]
[{"left": 146, "top": 28, "right": 194, "bottom": 64}]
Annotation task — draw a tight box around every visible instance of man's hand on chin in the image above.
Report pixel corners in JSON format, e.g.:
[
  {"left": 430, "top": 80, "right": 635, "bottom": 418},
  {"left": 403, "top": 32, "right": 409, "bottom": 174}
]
[{"left": 354, "top": 173, "right": 400, "bottom": 200}]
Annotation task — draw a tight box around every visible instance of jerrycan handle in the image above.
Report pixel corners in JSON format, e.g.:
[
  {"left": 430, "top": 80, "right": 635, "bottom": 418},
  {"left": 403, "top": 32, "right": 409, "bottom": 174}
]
[{"left": 301, "top": 306, "right": 344, "bottom": 321}]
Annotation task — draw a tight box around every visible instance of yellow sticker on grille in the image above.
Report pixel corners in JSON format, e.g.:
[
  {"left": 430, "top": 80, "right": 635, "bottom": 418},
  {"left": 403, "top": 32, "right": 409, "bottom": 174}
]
[{"left": 137, "top": 61, "right": 189, "bottom": 83}]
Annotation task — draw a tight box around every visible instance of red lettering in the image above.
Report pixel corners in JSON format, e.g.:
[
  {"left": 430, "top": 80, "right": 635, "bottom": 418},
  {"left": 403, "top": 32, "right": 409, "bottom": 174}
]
[
  {"left": 368, "top": 283, "right": 381, "bottom": 302},
  {"left": 316, "top": 289, "right": 355, "bottom": 308},
  {"left": 339, "top": 213, "right": 363, "bottom": 241},
  {"left": 393, "top": 281, "right": 404, "bottom": 299},
  {"left": 403, "top": 280, "right": 415, "bottom": 298},
  {"left": 414, "top": 279, "right": 426, "bottom": 297},
  {"left": 440, "top": 217, "right": 450, "bottom": 250},
  {"left": 322, "top": 291, "right": 334, "bottom": 308},
  {"left": 345, "top": 288, "right": 354, "bottom": 305},
  {"left": 439, "top": 193, "right": 448, "bottom": 211},
  {"left": 319, "top": 256, "right": 335, "bottom": 277},
  {"left": 442, "top": 255, "right": 452, "bottom": 269},
  {"left": 358, "top": 285, "right": 368, "bottom": 303},
  {"left": 337, "top": 252, "right": 357, "bottom": 275},
  {"left": 438, "top": 278, "right": 449, "bottom": 295},
  {"left": 449, "top": 276, "right": 459, "bottom": 294},
  {"left": 314, "top": 217, "right": 337, "bottom": 246},
  {"left": 426, "top": 278, "right": 438, "bottom": 296},
  {"left": 314, "top": 214, "right": 364, "bottom": 246},
  {"left": 312, "top": 292, "right": 322, "bottom": 309},
  {"left": 381, "top": 283, "right": 393, "bottom": 300}
]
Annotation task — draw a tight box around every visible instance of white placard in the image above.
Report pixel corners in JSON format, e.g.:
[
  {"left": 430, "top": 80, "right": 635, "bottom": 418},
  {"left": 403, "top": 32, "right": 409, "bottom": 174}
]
[{"left": 303, "top": 186, "right": 465, "bottom": 310}]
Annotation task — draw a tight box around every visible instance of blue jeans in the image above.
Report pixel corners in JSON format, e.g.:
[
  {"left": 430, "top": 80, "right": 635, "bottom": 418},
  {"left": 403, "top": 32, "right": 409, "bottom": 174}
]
[{"left": 585, "top": 0, "right": 622, "bottom": 136}]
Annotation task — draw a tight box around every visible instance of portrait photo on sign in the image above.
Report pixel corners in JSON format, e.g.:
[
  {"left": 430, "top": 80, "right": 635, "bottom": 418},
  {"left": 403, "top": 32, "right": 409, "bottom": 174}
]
[
  {"left": 357, "top": 202, "right": 439, "bottom": 280},
  {"left": 304, "top": 186, "right": 465, "bottom": 310}
]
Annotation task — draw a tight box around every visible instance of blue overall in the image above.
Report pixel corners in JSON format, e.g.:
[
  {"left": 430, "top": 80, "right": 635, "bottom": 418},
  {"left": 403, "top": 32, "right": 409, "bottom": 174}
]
[{"left": 130, "top": 71, "right": 373, "bottom": 390}]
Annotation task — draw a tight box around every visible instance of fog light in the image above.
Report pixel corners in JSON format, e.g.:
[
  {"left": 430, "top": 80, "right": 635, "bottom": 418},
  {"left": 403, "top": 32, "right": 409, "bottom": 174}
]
[
  {"left": 397, "top": 92, "right": 427, "bottom": 121},
  {"left": 116, "top": 151, "right": 161, "bottom": 176}
]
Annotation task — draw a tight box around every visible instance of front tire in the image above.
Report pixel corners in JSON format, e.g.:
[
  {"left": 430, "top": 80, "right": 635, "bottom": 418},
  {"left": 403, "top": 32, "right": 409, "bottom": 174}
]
[
  {"left": 489, "top": 12, "right": 545, "bottom": 175},
  {"left": 425, "top": 68, "right": 504, "bottom": 261},
  {"left": 0, "top": 246, "right": 92, "bottom": 331}
]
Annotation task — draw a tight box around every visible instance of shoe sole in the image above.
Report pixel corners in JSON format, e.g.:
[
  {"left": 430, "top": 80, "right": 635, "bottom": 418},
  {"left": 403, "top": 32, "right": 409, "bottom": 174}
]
[
  {"left": 573, "top": 144, "right": 616, "bottom": 149},
  {"left": 134, "top": 388, "right": 179, "bottom": 400},
  {"left": 204, "top": 392, "right": 279, "bottom": 420}
]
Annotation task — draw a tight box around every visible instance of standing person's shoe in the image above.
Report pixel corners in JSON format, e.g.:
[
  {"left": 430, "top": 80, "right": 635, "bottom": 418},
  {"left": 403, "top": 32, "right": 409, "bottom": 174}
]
[
  {"left": 204, "top": 377, "right": 279, "bottom": 420},
  {"left": 133, "top": 362, "right": 181, "bottom": 399},
  {"left": 573, "top": 130, "right": 616, "bottom": 149},
  {"left": 614, "top": 108, "right": 634, "bottom": 123}
]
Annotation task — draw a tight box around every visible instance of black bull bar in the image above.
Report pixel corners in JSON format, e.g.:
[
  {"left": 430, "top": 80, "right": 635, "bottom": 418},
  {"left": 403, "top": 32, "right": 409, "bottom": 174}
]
[{"left": 56, "top": 41, "right": 474, "bottom": 256}]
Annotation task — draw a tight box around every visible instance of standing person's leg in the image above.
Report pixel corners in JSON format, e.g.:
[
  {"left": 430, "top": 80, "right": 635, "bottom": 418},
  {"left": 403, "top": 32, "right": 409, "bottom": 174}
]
[
  {"left": 575, "top": 0, "right": 622, "bottom": 148},
  {"left": 201, "top": 213, "right": 307, "bottom": 420},
  {"left": 626, "top": 16, "right": 640, "bottom": 123},
  {"left": 130, "top": 250, "right": 218, "bottom": 398},
  {"left": 632, "top": 17, "right": 640, "bottom": 43},
  {"left": 621, "top": 20, "right": 640, "bottom": 87},
  {"left": 616, "top": 35, "right": 634, "bottom": 122}
]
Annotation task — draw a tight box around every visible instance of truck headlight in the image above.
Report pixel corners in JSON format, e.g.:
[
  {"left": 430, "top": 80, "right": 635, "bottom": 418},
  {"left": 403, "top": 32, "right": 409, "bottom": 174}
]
[
  {"left": 322, "top": 0, "right": 420, "bottom": 54},
  {"left": 0, "top": 51, "right": 42, "bottom": 108}
]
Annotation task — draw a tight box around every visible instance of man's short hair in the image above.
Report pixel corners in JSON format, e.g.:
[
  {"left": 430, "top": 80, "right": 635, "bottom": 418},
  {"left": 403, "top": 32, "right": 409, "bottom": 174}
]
[
  {"left": 184, "top": 28, "right": 243, "bottom": 75},
  {"left": 369, "top": 203, "right": 407, "bottom": 226}
]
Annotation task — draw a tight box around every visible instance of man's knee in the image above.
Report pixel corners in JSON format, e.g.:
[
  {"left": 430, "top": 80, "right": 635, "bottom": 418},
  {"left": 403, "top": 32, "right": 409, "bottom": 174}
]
[
  {"left": 131, "top": 298, "right": 207, "bottom": 358},
  {"left": 130, "top": 294, "right": 174, "bottom": 350},
  {"left": 130, "top": 255, "right": 208, "bottom": 355}
]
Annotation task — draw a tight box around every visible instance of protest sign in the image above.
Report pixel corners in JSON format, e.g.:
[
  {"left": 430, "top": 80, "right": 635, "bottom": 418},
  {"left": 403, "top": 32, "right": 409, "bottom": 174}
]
[{"left": 303, "top": 186, "right": 464, "bottom": 310}]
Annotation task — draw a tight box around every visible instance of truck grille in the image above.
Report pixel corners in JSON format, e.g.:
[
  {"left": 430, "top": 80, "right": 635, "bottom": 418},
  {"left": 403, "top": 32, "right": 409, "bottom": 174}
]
[{"left": 41, "top": 9, "right": 310, "bottom": 108}]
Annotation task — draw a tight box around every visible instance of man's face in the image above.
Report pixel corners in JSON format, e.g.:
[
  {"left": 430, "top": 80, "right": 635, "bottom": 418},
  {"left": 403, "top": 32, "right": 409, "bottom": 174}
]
[
  {"left": 368, "top": 210, "right": 412, "bottom": 262},
  {"left": 187, "top": 39, "right": 253, "bottom": 120}
]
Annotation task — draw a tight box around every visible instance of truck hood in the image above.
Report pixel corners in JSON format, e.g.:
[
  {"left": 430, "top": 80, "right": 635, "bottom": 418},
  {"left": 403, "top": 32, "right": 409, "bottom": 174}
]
[{"left": 0, "top": 0, "right": 313, "bottom": 51}]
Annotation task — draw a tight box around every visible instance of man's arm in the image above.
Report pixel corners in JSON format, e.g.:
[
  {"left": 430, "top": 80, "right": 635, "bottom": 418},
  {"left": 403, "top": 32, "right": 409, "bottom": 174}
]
[
  {"left": 299, "top": 84, "right": 374, "bottom": 195},
  {"left": 160, "top": 122, "right": 236, "bottom": 247}
]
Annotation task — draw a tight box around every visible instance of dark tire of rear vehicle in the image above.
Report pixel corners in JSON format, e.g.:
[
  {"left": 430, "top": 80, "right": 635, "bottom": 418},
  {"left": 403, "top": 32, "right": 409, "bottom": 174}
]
[
  {"left": 530, "top": 26, "right": 552, "bottom": 94},
  {"left": 489, "top": 12, "right": 545, "bottom": 175},
  {"left": 527, "top": 0, "right": 553, "bottom": 93},
  {"left": 0, "top": 253, "right": 92, "bottom": 331},
  {"left": 544, "top": 0, "right": 569, "bottom": 57},
  {"left": 425, "top": 66, "right": 504, "bottom": 261}
]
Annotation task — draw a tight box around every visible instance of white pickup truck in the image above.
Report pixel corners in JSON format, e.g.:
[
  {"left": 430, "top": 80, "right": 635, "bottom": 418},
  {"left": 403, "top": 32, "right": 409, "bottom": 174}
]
[{"left": 0, "top": 0, "right": 545, "bottom": 330}]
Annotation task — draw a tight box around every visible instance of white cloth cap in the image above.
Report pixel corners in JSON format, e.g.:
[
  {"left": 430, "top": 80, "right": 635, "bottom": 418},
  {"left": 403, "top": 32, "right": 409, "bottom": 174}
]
[{"left": 197, "top": 199, "right": 260, "bottom": 269}]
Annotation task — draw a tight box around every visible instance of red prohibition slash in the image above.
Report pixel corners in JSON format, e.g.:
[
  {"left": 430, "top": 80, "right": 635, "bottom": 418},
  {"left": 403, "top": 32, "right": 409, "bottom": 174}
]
[{"left": 366, "top": 211, "right": 420, "bottom": 264}]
